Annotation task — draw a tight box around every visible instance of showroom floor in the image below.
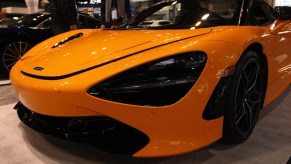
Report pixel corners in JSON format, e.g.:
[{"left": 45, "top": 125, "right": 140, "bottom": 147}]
[{"left": 0, "top": 78, "right": 290, "bottom": 164}]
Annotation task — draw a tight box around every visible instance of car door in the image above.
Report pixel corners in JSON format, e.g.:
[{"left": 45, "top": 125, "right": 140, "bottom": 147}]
[{"left": 247, "top": 1, "right": 291, "bottom": 101}]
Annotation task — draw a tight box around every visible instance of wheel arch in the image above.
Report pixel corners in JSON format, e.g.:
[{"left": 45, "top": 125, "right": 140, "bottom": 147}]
[
  {"left": 242, "top": 42, "right": 268, "bottom": 108},
  {"left": 202, "top": 42, "right": 268, "bottom": 120}
]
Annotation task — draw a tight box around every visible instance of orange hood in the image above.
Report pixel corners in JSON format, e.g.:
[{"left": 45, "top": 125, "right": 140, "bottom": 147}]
[{"left": 21, "top": 28, "right": 211, "bottom": 78}]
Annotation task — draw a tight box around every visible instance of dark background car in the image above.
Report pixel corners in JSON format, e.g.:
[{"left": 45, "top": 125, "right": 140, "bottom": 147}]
[
  {"left": 0, "top": 12, "right": 101, "bottom": 77},
  {"left": 0, "top": 13, "right": 26, "bottom": 27}
]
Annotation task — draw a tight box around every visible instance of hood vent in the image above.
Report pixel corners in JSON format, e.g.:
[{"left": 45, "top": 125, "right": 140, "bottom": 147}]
[{"left": 52, "top": 32, "right": 83, "bottom": 48}]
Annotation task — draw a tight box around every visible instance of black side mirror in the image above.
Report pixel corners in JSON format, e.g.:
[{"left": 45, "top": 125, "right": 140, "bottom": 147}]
[
  {"left": 275, "top": 6, "right": 291, "bottom": 20},
  {"left": 112, "top": 16, "right": 124, "bottom": 27}
]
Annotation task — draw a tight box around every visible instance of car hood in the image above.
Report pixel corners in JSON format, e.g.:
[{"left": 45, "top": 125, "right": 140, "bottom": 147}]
[{"left": 21, "top": 28, "right": 211, "bottom": 79}]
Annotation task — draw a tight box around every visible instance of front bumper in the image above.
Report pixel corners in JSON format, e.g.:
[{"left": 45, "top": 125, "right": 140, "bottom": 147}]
[
  {"left": 10, "top": 65, "right": 224, "bottom": 157},
  {"left": 15, "top": 102, "right": 149, "bottom": 155}
]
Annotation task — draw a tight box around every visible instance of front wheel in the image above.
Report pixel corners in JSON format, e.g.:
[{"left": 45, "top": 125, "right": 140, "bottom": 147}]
[
  {"left": 0, "top": 40, "right": 32, "bottom": 76},
  {"left": 223, "top": 50, "right": 264, "bottom": 143}
]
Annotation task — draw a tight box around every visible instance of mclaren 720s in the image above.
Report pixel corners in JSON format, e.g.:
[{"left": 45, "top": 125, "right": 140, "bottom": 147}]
[{"left": 10, "top": 0, "right": 291, "bottom": 157}]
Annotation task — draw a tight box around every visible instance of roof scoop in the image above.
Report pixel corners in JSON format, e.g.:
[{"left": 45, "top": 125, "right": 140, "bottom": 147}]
[{"left": 52, "top": 32, "right": 83, "bottom": 48}]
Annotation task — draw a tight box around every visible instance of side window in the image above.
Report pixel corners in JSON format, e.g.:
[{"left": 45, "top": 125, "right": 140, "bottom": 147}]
[
  {"left": 87, "top": 17, "right": 101, "bottom": 28},
  {"left": 264, "top": 3, "right": 275, "bottom": 19},
  {"left": 79, "top": 15, "right": 88, "bottom": 28},
  {"left": 248, "top": 2, "right": 275, "bottom": 26},
  {"left": 79, "top": 15, "right": 101, "bottom": 28}
]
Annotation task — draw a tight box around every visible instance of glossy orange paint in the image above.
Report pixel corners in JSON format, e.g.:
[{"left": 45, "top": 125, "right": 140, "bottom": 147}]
[{"left": 10, "top": 20, "right": 291, "bottom": 157}]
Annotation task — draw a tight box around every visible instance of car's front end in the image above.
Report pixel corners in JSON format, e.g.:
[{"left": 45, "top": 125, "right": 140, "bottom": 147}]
[
  {"left": 10, "top": 0, "right": 251, "bottom": 157},
  {"left": 10, "top": 25, "right": 245, "bottom": 156}
]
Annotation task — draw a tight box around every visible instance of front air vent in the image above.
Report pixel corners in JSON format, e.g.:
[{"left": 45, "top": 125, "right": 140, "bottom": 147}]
[{"left": 52, "top": 32, "right": 83, "bottom": 48}]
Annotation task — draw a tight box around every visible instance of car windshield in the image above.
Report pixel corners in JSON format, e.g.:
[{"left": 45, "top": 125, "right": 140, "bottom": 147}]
[
  {"left": 1, "top": 13, "right": 50, "bottom": 28},
  {"left": 119, "top": 0, "right": 242, "bottom": 30}
]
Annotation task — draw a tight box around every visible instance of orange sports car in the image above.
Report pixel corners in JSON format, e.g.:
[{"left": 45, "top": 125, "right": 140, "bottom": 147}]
[{"left": 10, "top": 0, "right": 291, "bottom": 157}]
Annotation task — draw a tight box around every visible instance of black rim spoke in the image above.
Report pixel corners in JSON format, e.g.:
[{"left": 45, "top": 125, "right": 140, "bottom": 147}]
[
  {"left": 7, "top": 47, "right": 19, "bottom": 57},
  {"left": 6, "top": 60, "right": 18, "bottom": 69},
  {"left": 236, "top": 103, "right": 245, "bottom": 125},
  {"left": 3, "top": 58, "right": 18, "bottom": 62},
  {"left": 241, "top": 70, "right": 249, "bottom": 92},
  {"left": 244, "top": 99, "right": 253, "bottom": 130},
  {"left": 19, "top": 42, "right": 22, "bottom": 55},
  {"left": 246, "top": 64, "right": 260, "bottom": 94},
  {"left": 235, "top": 99, "right": 244, "bottom": 119},
  {"left": 22, "top": 43, "right": 29, "bottom": 54},
  {"left": 3, "top": 53, "right": 19, "bottom": 60},
  {"left": 13, "top": 43, "right": 20, "bottom": 56}
]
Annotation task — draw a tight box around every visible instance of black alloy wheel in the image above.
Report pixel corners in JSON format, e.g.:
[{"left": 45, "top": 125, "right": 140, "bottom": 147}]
[
  {"left": 0, "top": 40, "right": 32, "bottom": 76},
  {"left": 223, "top": 50, "right": 264, "bottom": 143}
]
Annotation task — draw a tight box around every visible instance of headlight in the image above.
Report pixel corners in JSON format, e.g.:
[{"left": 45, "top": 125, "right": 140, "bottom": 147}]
[{"left": 88, "top": 52, "right": 207, "bottom": 106}]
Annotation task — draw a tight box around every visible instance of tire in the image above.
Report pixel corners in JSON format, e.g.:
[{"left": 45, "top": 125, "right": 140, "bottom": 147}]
[
  {"left": 222, "top": 50, "right": 264, "bottom": 143},
  {"left": 0, "top": 40, "right": 32, "bottom": 76}
]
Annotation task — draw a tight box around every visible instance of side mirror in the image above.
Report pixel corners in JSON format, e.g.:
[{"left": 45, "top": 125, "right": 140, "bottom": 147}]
[
  {"left": 111, "top": 16, "right": 124, "bottom": 28},
  {"left": 275, "top": 6, "right": 291, "bottom": 20}
]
